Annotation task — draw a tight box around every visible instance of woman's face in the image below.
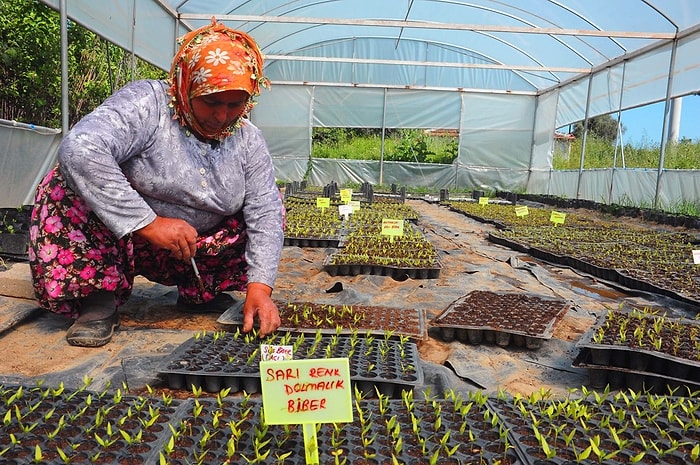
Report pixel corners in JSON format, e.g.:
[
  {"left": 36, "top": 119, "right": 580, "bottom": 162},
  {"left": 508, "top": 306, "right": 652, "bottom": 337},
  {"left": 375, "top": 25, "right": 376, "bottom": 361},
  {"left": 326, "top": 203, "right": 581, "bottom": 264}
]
[{"left": 190, "top": 90, "right": 249, "bottom": 135}]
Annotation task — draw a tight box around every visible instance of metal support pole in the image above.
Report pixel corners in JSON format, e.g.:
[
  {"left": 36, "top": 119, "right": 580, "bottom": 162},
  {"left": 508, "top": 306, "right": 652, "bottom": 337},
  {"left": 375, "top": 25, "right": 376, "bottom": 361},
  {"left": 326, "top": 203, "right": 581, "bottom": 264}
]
[
  {"left": 575, "top": 74, "right": 594, "bottom": 200},
  {"left": 609, "top": 61, "right": 627, "bottom": 204},
  {"left": 60, "top": 0, "right": 69, "bottom": 134},
  {"left": 654, "top": 38, "right": 679, "bottom": 209},
  {"left": 379, "top": 88, "right": 387, "bottom": 186}
]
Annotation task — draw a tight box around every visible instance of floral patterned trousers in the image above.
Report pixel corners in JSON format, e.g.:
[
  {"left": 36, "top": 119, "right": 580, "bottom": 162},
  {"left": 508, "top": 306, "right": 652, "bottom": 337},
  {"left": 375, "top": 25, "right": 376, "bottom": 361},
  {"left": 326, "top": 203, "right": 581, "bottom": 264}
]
[{"left": 29, "top": 166, "right": 248, "bottom": 318}]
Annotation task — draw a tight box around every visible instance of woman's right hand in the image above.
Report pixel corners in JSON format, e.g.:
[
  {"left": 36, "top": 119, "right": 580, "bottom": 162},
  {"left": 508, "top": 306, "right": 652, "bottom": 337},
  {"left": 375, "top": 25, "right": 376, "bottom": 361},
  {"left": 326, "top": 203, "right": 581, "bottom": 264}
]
[{"left": 134, "top": 216, "right": 198, "bottom": 261}]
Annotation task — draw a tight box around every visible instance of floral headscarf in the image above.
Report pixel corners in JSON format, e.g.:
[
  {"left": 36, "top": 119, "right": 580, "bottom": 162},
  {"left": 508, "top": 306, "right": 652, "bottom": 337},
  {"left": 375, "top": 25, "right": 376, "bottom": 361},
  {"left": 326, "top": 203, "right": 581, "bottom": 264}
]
[{"left": 168, "top": 17, "right": 270, "bottom": 140}]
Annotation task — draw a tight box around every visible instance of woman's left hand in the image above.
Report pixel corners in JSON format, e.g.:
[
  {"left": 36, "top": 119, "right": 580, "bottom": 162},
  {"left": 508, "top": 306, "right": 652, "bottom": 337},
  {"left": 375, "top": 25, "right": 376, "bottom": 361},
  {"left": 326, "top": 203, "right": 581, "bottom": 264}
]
[{"left": 243, "top": 282, "right": 281, "bottom": 336}]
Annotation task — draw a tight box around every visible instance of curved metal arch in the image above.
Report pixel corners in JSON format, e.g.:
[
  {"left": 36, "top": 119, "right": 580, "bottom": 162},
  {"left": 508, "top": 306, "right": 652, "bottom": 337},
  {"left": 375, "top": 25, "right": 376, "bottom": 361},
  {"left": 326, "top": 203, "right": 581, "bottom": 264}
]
[
  {"left": 544, "top": 0, "right": 626, "bottom": 53},
  {"left": 226, "top": 0, "right": 624, "bottom": 65},
  {"left": 217, "top": 1, "right": 579, "bottom": 87},
  {"left": 429, "top": 0, "right": 607, "bottom": 65},
  {"left": 267, "top": 34, "right": 545, "bottom": 89},
  {"left": 469, "top": 30, "right": 562, "bottom": 85},
  {"left": 215, "top": 0, "right": 618, "bottom": 92},
  {"left": 251, "top": 12, "right": 562, "bottom": 89},
  {"left": 638, "top": 0, "right": 679, "bottom": 31}
]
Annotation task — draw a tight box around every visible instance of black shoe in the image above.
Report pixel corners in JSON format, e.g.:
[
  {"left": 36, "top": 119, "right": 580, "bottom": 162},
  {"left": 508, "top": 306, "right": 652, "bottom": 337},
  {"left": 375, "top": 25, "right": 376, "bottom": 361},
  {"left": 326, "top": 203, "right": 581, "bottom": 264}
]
[
  {"left": 176, "top": 293, "right": 235, "bottom": 314},
  {"left": 66, "top": 312, "right": 120, "bottom": 347}
]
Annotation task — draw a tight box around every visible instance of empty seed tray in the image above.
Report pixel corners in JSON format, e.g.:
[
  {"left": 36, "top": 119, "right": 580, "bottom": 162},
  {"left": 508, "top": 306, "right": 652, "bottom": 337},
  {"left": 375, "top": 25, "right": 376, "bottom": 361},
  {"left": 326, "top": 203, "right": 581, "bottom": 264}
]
[{"left": 430, "top": 290, "right": 569, "bottom": 349}]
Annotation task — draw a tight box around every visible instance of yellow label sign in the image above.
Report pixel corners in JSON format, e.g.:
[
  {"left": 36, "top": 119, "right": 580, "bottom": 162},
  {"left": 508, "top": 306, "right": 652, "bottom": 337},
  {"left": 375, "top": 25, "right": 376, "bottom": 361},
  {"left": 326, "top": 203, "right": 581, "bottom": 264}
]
[
  {"left": 339, "top": 189, "right": 352, "bottom": 204},
  {"left": 515, "top": 205, "right": 529, "bottom": 217},
  {"left": 550, "top": 211, "right": 566, "bottom": 225},
  {"left": 316, "top": 197, "right": 330, "bottom": 209},
  {"left": 381, "top": 218, "right": 404, "bottom": 237},
  {"left": 478, "top": 196, "right": 489, "bottom": 205},
  {"left": 260, "top": 358, "right": 353, "bottom": 425}
]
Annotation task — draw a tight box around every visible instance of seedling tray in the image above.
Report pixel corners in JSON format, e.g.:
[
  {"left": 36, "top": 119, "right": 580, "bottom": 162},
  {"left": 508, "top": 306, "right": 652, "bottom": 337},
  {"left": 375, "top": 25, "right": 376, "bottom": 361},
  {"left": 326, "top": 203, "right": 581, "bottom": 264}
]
[
  {"left": 573, "top": 347, "right": 700, "bottom": 394},
  {"left": 217, "top": 299, "right": 425, "bottom": 340},
  {"left": 576, "top": 310, "right": 700, "bottom": 384},
  {"left": 283, "top": 235, "right": 340, "bottom": 248},
  {"left": 0, "top": 385, "right": 185, "bottom": 464},
  {"left": 159, "top": 331, "right": 423, "bottom": 397},
  {"left": 488, "top": 394, "right": 699, "bottom": 465},
  {"left": 430, "top": 290, "right": 568, "bottom": 349},
  {"left": 2, "top": 385, "right": 515, "bottom": 465},
  {"left": 323, "top": 254, "right": 441, "bottom": 279}
]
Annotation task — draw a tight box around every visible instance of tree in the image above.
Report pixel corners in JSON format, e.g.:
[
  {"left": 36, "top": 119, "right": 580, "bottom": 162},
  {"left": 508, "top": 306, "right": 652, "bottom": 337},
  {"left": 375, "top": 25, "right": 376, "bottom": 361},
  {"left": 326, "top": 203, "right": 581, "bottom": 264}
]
[
  {"left": 0, "top": 0, "right": 63, "bottom": 126},
  {"left": 572, "top": 114, "right": 624, "bottom": 143},
  {"left": 0, "top": 0, "right": 165, "bottom": 128}
]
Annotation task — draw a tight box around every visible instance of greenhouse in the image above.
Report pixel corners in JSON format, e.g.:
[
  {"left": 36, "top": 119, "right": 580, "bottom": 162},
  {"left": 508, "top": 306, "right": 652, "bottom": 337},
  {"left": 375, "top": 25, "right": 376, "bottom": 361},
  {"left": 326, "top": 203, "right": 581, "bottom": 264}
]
[
  {"left": 3, "top": 0, "right": 700, "bottom": 209},
  {"left": 1, "top": 2, "right": 700, "bottom": 464}
]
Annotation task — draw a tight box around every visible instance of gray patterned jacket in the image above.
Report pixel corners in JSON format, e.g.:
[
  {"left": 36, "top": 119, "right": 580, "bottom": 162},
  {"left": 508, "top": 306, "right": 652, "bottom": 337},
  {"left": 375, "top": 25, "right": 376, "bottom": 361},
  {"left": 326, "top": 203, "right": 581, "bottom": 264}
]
[{"left": 58, "top": 79, "right": 283, "bottom": 288}]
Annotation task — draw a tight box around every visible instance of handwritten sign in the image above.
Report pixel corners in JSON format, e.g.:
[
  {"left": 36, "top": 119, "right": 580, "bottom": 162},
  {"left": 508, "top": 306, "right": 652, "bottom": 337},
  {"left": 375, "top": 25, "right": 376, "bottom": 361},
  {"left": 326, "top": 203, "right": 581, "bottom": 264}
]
[
  {"left": 348, "top": 200, "right": 361, "bottom": 213},
  {"left": 381, "top": 218, "right": 404, "bottom": 243},
  {"left": 478, "top": 196, "right": 489, "bottom": 205},
  {"left": 316, "top": 197, "right": 330, "bottom": 213},
  {"left": 260, "top": 344, "right": 293, "bottom": 361},
  {"left": 261, "top": 358, "right": 352, "bottom": 465},
  {"left": 339, "top": 204, "right": 353, "bottom": 219},
  {"left": 515, "top": 205, "right": 529, "bottom": 217},
  {"left": 339, "top": 188, "right": 353, "bottom": 204},
  {"left": 693, "top": 250, "right": 700, "bottom": 264},
  {"left": 260, "top": 358, "right": 353, "bottom": 425},
  {"left": 550, "top": 211, "right": 566, "bottom": 225}
]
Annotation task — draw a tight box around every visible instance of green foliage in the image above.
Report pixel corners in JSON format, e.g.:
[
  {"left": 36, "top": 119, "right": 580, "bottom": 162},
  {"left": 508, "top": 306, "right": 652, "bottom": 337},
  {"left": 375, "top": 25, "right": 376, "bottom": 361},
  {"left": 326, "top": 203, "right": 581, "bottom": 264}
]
[
  {"left": 572, "top": 114, "right": 622, "bottom": 143},
  {"left": 311, "top": 128, "right": 458, "bottom": 164},
  {"left": 553, "top": 134, "right": 700, "bottom": 170},
  {"left": 0, "top": 0, "right": 62, "bottom": 125},
  {"left": 387, "top": 129, "right": 435, "bottom": 162},
  {"left": 313, "top": 127, "right": 349, "bottom": 147},
  {"left": 0, "top": 0, "right": 166, "bottom": 128}
]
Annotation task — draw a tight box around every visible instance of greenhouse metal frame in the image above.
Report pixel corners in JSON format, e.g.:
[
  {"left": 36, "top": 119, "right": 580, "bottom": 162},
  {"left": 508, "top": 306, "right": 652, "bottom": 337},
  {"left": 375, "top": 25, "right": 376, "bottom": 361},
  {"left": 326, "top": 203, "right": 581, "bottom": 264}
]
[{"left": 2, "top": 1, "right": 700, "bottom": 209}]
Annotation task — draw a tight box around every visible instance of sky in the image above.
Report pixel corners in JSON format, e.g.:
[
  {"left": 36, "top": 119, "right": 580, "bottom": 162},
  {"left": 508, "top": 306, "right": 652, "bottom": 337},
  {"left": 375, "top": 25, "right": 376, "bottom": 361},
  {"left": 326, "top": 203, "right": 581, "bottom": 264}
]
[{"left": 617, "top": 95, "right": 700, "bottom": 146}]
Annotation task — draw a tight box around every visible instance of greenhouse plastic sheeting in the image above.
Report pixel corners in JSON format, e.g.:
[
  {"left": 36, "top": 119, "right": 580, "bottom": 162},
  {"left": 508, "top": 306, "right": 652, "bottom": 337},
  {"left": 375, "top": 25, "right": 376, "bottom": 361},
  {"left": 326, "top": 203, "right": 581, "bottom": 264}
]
[
  {"left": 547, "top": 169, "right": 700, "bottom": 210},
  {"left": 4, "top": 1, "right": 700, "bottom": 208},
  {"left": 553, "top": 27, "right": 700, "bottom": 130},
  {"left": 0, "top": 120, "right": 61, "bottom": 208}
]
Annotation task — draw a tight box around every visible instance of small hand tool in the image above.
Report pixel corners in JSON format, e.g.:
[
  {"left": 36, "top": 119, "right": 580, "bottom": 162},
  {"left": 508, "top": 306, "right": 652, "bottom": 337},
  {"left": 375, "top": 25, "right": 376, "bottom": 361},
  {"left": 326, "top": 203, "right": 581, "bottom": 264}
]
[{"left": 190, "top": 256, "right": 206, "bottom": 295}]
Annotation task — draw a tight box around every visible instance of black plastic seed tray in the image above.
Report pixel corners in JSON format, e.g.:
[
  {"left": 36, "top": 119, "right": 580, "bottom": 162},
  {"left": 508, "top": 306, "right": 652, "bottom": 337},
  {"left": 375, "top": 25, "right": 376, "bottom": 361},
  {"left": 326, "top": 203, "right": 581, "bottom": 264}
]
[
  {"left": 576, "top": 312, "right": 700, "bottom": 384},
  {"left": 430, "top": 290, "right": 568, "bottom": 349},
  {"left": 573, "top": 347, "right": 700, "bottom": 394},
  {"left": 488, "top": 395, "right": 700, "bottom": 465},
  {"left": 137, "top": 397, "right": 522, "bottom": 465},
  {"left": 0, "top": 385, "right": 186, "bottom": 464},
  {"left": 283, "top": 235, "right": 340, "bottom": 248},
  {"left": 217, "top": 299, "right": 426, "bottom": 340},
  {"left": 159, "top": 332, "right": 423, "bottom": 397},
  {"left": 323, "top": 254, "right": 441, "bottom": 279}
]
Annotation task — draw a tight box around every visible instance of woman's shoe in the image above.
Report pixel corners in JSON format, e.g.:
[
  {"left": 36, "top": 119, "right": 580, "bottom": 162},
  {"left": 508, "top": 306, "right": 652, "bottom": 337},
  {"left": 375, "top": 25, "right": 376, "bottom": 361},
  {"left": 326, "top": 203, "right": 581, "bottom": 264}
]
[
  {"left": 176, "top": 293, "right": 235, "bottom": 313},
  {"left": 66, "top": 311, "right": 120, "bottom": 347}
]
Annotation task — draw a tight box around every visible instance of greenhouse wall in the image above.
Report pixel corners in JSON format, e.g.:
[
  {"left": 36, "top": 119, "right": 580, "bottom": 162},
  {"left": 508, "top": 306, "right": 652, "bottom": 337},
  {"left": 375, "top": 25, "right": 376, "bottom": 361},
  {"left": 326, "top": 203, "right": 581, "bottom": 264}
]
[
  {"left": 253, "top": 84, "right": 539, "bottom": 192},
  {"left": 4, "top": 24, "right": 700, "bottom": 208},
  {"left": 0, "top": 120, "right": 61, "bottom": 208},
  {"left": 545, "top": 168, "right": 700, "bottom": 210},
  {"left": 552, "top": 27, "right": 700, "bottom": 128}
]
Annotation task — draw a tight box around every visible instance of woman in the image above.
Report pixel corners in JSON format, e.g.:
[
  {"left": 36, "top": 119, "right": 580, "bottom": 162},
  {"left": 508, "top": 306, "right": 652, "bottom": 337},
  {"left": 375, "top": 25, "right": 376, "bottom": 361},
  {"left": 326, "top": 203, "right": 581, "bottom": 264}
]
[{"left": 29, "top": 19, "right": 284, "bottom": 347}]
